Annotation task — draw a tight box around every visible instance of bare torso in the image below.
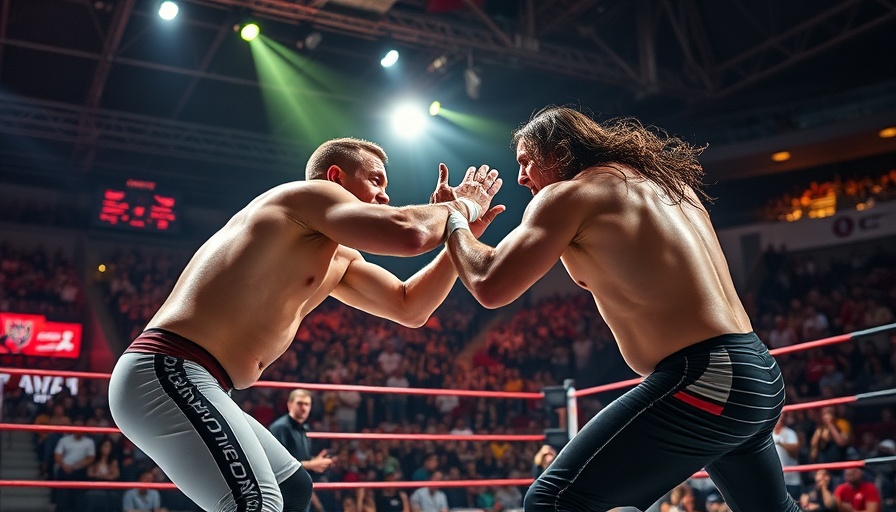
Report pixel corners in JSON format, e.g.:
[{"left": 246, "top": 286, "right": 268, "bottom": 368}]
[
  {"left": 557, "top": 166, "right": 752, "bottom": 375},
  {"left": 147, "top": 183, "right": 351, "bottom": 389}
]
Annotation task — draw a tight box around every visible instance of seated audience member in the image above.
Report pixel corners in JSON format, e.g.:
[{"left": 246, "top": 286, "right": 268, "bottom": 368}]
[
  {"left": 705, "top": 492, "right": 731, "bottom": 512},
  {"left": 375, "top": 468, "right": 411, "bottom": 512},
  {"left": 800, "top": 469, "right": 837, "bottom": 511},
  {"left": 123, "top": 468, "right": 168, "bottom": 512},
  {"left": 493, "top": 484, "right": 523, "bottom": 511},
  {"left": 835, "top": 467, "right": 881, "bottom": 512},
  {"left": 410, "top": 470, "right": 449, "bottom": 512},
  {"left": 872, "top": 439, "right": 896, "bottom": 511},
  {"left": 773, "top": 413, "right": 803, "bottom": 500},
  {"left": 810, "top": 406, "right": 851, "bottom": 464},
  {"left": 53, "top": 421, "right": 96, "bottom": 512},
  {"left": 84, "top": 436, "right": 121, "bottom": 512},
  {"left": 665, "top": 483, "right": 696, "bottom": 512},
  {"left": 442, "top": 465, "right": 470, "bottom": 509}
]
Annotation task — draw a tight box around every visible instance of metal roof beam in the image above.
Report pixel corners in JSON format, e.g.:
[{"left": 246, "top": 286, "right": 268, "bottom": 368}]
[
  {"left": 0, "top": 94, "right": 303, "bottom": 172},
  {"left": 75, "top": 0, "right": 136, "bottom": 170},
  {"left": 0, "top": 37, "right": 359, "bottom": 103},
  {"left": 196, "top": 0, "right": 702, "bottom": 97},
  {"left": 172, "top": 19, "right": 233, "bottom": 119},
  {"left": 710, "top": 0, "right": 896, "bottom": 98},
  {"left": 659, "top": 0, "right": 713, "bottom": 91}
]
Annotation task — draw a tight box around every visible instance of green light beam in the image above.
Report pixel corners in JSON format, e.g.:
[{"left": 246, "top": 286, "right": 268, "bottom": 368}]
[
  {"left": 249, "top": 36, "right": 360, "bottom": 144},
  {"left": 438, "top": 108, "right": 514, "bottom": 141}
]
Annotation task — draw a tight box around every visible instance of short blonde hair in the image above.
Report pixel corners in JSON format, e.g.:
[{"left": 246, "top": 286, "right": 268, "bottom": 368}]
[
  {"left": 305, "top": 137, "right": 387, "bottom": 180},
  {"left": 288, "top": 389, "right": 312, "bottom": 402}
]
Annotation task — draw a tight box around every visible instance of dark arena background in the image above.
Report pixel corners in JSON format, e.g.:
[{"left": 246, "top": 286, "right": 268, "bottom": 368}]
[{"left": 1, "top": 1, "right": 896, "bottom": 511}]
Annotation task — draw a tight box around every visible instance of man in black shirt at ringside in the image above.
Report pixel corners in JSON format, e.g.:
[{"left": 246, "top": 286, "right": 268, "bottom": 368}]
[{"left": 270, "top": 389, "right": 337, "bottom": 512}]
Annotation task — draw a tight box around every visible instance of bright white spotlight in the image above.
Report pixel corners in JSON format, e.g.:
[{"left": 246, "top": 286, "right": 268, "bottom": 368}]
[
  {"left": 392, "top": 103, "right": 427, "bottom": 138},
  {"left": 240, "top": 23, "right": 260, "bottom": 42},
  {"left": 158, "top": 1, "right": 179, "bottom": 20},
  {"left": 380, "top": 49, "right": 399, "bottom": 68}
]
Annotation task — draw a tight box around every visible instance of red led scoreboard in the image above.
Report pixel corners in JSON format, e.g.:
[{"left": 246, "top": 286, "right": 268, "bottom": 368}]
[{"left": 95, "top": 179, "right": 180, "bottom": 233}]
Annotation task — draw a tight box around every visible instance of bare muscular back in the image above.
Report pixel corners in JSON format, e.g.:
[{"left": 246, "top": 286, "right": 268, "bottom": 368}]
[
  {"left": 558, "top": 167, "right": 752, "bottom": 375},
  {"left": 147, "top": 183, "right": 349, "bottom": 389}
]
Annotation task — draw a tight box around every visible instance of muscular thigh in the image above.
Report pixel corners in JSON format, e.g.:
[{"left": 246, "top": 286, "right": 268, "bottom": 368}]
[
  {"left": 110, "top": 353, "right": 281, "bottom": 511},
  {"left": 542, "top": 389, "right": 730, "bottom": 511},
  {"left": 536, "top": 336, "right": 788, "bottom": 511},
  {"left": 243, "top": 410, "right": 301, "bottom": 481}
]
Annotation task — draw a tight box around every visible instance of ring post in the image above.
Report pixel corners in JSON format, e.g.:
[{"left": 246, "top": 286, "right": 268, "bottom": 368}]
[
  {"left": 542, "top": 384, "right": 570, "bottom": 448},
  {"left": 564, "top": 379, "right": 578, "bottom": 438}
]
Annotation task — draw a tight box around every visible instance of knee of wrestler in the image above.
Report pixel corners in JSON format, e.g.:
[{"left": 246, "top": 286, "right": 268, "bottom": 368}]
[
  {"left": 218, "top": 487, "right": 282, "bottom": 512},
  {"left": 280, "top": 467, "right": 313, "bottom": 512},
  {"left": 524, "top": 478, "right": 555, "bottom": 512},
  {"left": 263, "top": 487, "right": 285, "bottom": 512}
]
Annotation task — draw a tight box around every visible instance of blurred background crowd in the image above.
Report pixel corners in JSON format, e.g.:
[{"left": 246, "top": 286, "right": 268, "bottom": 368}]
[{"left": 1, "top": 165, "right": 895, "bottom": 512}]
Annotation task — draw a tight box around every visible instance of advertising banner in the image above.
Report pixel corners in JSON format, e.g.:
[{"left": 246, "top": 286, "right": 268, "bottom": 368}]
[{"left": 0, "top": 312, "right": 82, "bottom": 359}]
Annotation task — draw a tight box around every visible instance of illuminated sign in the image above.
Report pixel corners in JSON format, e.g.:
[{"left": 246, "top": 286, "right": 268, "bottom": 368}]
[
  {"left": 0, "top": 313, "right": 82, "bottom": 359},
  {"left": 0, "top": 373, "right": 79, "bottom": 403},
  {"left": 94, "top": 180, "right": 180, "bottom": 233}
]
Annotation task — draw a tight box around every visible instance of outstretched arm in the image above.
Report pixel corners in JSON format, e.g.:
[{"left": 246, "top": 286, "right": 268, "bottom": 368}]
[
  {"left": 292, "top": 165, "right": 500, "bottom": 258},
  {"left": 446, "top": 182, "right": 581, "bottom": 309},
  {"left": 331, "top": 164, "right": 504, "bottom": 327}
]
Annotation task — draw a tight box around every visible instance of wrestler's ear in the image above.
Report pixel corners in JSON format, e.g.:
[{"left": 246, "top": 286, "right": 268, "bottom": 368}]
[{"left": 326, "top": 165, "right": 344, "bottom": 185}]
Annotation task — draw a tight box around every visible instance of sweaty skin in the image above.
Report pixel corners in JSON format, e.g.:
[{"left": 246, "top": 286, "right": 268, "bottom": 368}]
[
  {"left": 149, "top": 159, "right": 502, "bottom": 389},
  {"left": 448, "top": 144, "right": 752, "bottom": 376}
]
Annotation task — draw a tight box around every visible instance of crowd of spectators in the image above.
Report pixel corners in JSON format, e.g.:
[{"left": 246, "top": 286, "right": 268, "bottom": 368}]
[
  {"left": 0, "top": 242, "right": 85, "bottom": 375},
  {"left": 0, "top": 236, "right": 891, "bottom": 511},
  {"left": 101, "top": 246, "right": 190, "bottom": 345},
  {"left": 0, "top": 242, "right": 83, "bottom": 323},
  {"left": 763, "top": 167, "right": 896, "bottom": 222},
  {"left": 1, "top": 187, "right": 895, "bottom": 511}
]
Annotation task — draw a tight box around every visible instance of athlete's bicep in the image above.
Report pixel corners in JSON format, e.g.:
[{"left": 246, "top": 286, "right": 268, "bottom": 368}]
[
  {"left": 496, "top": 210, "right": 578, "bottom": 294},
  {"left": 286, "top": 182, "right": 430, "bottom": 257}
]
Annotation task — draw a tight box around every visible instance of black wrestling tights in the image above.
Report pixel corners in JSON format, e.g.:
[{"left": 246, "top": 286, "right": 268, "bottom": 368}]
[{"left": 280, "top": 468, "right": 313, "bottom": 512}]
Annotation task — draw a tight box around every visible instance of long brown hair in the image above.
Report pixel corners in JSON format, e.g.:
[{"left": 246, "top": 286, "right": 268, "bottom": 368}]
[{"left": 512, "top": 106, "right": 711, "bottom": 206}]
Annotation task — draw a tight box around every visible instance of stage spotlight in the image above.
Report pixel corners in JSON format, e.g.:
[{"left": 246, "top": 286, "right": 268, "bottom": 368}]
[
  {"left": 158, "top": 1, "right": 178, "bottom": 20},
  {"left": 392, "top": 103, "right": 427, "bottom": 138},
  {"left": 428, "top": 55, "right": 448, "bottom": 73},
  {"left": 304, "top": 31, "right": 322, "bottom": 51},
  {"left": 240, "top": 23, "right": 260, "bottom": 42},
  {"left": 380, "top": 49, "right": 399, "bottom": 68},
  {"left": 464, "top": 67, "right": 482, "bottom": 100},
  {"left": 429, "top": 101, "right": 441, "bottom": 117}
]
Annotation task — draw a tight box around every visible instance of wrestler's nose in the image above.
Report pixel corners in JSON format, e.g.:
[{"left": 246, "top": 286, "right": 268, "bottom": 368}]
[{"left": 377, "top": 191, "right": 390, "bottom": 205}]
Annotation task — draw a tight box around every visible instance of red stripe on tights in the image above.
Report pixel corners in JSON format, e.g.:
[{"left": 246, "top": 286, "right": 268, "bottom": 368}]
[{"left": 673, "top": 390, "right": 724, "bottom": 415}]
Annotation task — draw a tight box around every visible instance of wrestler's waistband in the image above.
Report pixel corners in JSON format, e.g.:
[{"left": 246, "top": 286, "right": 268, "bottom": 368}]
[
  {"left": 126, "top": 328, "right": 234, "bottom": 391},
  {"left": 655, "top": 331, "right": 766, "bottom": 371}
]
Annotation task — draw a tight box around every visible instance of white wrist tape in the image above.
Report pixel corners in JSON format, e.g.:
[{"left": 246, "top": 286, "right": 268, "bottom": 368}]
[
  {"left": 447, "top": 210, "right": 471, "bottom": 236},
  {"left": 457, "top": 197, "right": 481, "bottom": 222}
]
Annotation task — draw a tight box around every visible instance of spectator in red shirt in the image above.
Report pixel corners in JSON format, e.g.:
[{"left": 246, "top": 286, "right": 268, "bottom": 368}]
[{"left": 834, "top": 467, "right": 881, "bottom": 511}]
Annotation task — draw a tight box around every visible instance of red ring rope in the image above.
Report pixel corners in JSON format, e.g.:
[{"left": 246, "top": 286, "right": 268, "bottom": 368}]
[
  {"left": 0, "top": 380, "right": 878, "bottom": 439},
  {"left": 0, "top": 367, "right": 541, "bottom": 399},
  {"left": 573, "top": 322, "right": 896, "bottom": 398},
  {"left": 4, "top": 457, "right": 893, "bottom": 490},
  {"left": 0, "top": 424, "right": 545, "bottom": 442},
  {"left": 1, "top": 323, "right": 894, "bottom": 498}
]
